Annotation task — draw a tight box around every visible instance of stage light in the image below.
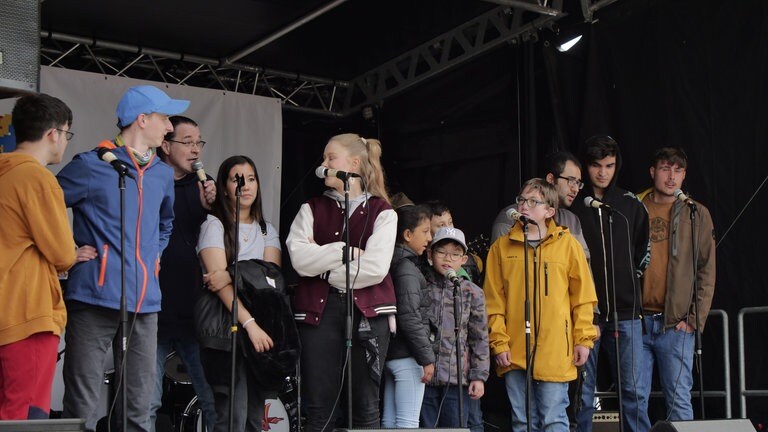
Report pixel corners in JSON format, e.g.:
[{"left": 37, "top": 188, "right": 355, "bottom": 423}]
[{"left": 557, "top": 35, "right": 582, "bottom": 52}]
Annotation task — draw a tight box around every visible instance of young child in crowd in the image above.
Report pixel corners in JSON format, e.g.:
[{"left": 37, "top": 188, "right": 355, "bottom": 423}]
[{"left": 420, "top": 227, "right": 489, "bottom": 429}]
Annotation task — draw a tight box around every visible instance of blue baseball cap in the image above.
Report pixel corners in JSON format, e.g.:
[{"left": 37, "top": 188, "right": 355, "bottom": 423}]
[{"left": 116, "top": 85, "right": 190, "bottom": 127}]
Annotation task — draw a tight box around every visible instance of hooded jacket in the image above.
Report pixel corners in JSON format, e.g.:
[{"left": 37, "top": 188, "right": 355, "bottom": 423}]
[
  {"left": 571, "top": 162, "right": 650, "bottom": 322},
  {"left": 484, "top": 219, "right": 597, "bottom": 381},
  {"left": 636, "top": 189, "right": 716, "bottom": 331},
  {"left": 0, "top": 153, "right": 77, "bottom": 346},
  {"left": 387, "top": 244, "right": 435, "bottom": 366},
  {"left": 57, "top": 145, "right": 174, "bottom": 313}
]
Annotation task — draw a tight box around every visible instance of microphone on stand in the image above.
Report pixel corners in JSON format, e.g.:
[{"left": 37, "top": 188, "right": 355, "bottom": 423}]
[
  {"left": 192, "top": 160, "right": 207, "bottom": 184},
  {"left": 674, "top": 189, "right": 696, "bottom": 206},
  {"left": 584, "top": 196, "right": 611, "bottom": 210},
  {"left": 97, "top": 147, "right": 135, "bottom": 179},
  {"left": 506, "top": 208, "right": 534, "bottom": 225},
  {"left": 315, "top": 166, "right": 361, "bottom": 180},
  {"left": 444, "top": 268, "right": 462, "bottom": 285}
]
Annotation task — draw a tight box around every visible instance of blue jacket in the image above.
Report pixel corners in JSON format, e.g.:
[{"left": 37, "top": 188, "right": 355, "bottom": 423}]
[{"left": 57, "top": 144, "right": 174, "bottom": 313}]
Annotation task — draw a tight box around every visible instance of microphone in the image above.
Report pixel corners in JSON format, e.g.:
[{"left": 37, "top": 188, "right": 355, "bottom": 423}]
[
  {"left": 97, "top": 147, "right": 135, "bottom": 179},
  {"left": 506, "top": 208, "right": 534, "bottom": 225},
  {"left": 315, "top": 166, "right": 361, "bottom": 180},
  {"left": 191, "top": 160, "right": 207, "bottom": 184},
  {"left": 584, "top": 196, "right": 611, "bottom": 209},
  {"left": 674, "top": 189, "right": 696, "bottom": 206},
  {"left": 444, "top": 268, "right": 461, "bottom": 285}
]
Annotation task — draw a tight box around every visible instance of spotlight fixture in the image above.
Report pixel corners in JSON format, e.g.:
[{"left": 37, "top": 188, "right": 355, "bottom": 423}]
[{"left": 557, "top": 35, "right": 582, "bottom": 52}]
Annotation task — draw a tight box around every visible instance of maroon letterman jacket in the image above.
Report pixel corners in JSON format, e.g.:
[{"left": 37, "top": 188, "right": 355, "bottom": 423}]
[{"left": 291, "top": 195, "right": 397, "bottom": 325}]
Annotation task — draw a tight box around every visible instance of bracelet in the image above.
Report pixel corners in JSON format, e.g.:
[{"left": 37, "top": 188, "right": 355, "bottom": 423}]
[{"left": 242, "top": 317, "right": 256, "bottom": 328}]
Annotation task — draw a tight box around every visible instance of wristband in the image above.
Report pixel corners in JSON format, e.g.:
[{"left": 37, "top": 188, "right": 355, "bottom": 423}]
[{"left": 243, "top": 317, "right": 256, "bottom": 328}]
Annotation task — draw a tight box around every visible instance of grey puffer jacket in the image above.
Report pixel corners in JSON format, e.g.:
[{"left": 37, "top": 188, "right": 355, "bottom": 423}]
[{"left": 386, "top": 244, "right": 435, "bottom": 366}]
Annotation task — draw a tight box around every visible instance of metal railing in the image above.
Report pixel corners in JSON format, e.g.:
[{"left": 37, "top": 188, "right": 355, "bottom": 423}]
[
  {"left": 594, "top": 309, "right": 731, "bottom": 418},
  {"left": 737, "top": 306, "right": 768, "bottom": 418}
]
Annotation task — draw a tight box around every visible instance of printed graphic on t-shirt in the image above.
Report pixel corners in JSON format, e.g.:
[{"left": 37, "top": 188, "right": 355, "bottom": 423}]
[{"left": 649, "top": 217, "right": 669, "bottom": 243}]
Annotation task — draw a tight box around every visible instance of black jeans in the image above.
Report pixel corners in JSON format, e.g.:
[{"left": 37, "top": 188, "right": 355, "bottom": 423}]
[{"left": 298, "top": 291, "right": 390, "bottom": 432}]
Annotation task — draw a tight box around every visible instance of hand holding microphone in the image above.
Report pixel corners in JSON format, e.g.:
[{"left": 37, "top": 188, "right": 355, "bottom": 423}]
[{"left": 192, "top": 160, "right": 216, "bottom": 207}]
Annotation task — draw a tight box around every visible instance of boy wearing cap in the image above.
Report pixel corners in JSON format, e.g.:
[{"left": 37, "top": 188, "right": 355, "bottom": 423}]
[
  {"left": 483, "top": 178, "right": 597, "bottom": 432},
  {"left": 57, "top": 85, "right": 188, "bottom": 431},
  {"left": 420, "top": 227, "right": 490, "bottom": 429}
]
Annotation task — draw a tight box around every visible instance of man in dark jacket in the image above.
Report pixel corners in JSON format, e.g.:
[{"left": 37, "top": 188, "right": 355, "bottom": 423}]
[
  {"left": 570, "top": 136, "right": 651, "bottom": 432},
  {"left": 148, "top": 116, "right": 217, "bottom": 432}
]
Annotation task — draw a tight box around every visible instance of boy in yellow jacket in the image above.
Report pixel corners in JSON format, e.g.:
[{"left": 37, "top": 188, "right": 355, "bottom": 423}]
[{"left": 484, "top": 178, "right": 597, "bottom": 432}]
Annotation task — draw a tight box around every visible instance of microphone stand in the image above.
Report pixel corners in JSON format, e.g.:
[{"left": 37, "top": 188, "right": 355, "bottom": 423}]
[
  {"left": 228, "top": 173, "right": 245, "bottom": 432},
  {"left": 117, "top": 165, "right": 128, "bottom": 432},
  {"left": 522, "top": 221, "right": 533, "bottom": 432},
  {"left": 686, "top": 201, "right": 705, "bottom": 418},
  {"left": 597, "top": 206, "right": 624, "bottom": 432},
  {"left": 450, "top": 275, "right": 465, "bottom": 427},
  {"left": 343, "top": 174, "right": 354, "bottom": 428}
]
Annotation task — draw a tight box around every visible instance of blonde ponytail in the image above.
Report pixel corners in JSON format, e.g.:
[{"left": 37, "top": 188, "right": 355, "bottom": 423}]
[{"left": 328, "top": 133, "right": 390, "bottom": 203}]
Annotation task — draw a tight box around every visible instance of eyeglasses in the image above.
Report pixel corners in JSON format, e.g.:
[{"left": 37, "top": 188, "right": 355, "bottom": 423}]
[
  {"left": 432, "top": 249, "right": 464, "bottom": 260},
  {"left": 515, "top": 196, "right": 547, "bottom": 208},
  {"left": 56, "top": 128, "right": 74, "bottom": 141},
  {"left": 557, "top": 175, "right": 585, "bottom": 190},
  {"left": 167, "top": 139, "right": 206, "bottom": 149}
]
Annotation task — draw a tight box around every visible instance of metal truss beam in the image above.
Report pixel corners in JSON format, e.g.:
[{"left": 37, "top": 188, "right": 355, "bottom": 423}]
[
  {"left": 39, "top": 31, "right": 348, "bottom": 117},
  {"left": 580, "top": 0, "right": 621, "bottom": 22},
  {"left": 340, "top": 1, "right": 565, "bottom": 116}
]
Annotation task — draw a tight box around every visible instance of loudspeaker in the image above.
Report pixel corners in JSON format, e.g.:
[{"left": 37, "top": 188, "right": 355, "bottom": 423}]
[
  {"left": 650, "top": 419, "right": 756, "bottom": 432},
  {"left": 593, "top": 410, "right": 620, "bottom": 432},
  {"left": 0, "top": 0, "right": 40, "bottom": 98},
  {"left": 335, "top": 429, "right": 469, "bottom": 432},
  {"left": 0, "top": 419, "right": 85, "bottom": 431}
]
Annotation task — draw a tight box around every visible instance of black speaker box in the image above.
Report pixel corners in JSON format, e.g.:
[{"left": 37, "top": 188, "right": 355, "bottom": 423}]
[
  {"left": 335, "top": 429, "right": 469, "bottom": 432},
  {"left": 0, "top": 419, "right": 85, "bottom": 431},
  {"left": 0, "top": 0, "right": 40, "bottom": 98},
  {"left": 650, "top": 419, "right": 756, "bottom": 432}
]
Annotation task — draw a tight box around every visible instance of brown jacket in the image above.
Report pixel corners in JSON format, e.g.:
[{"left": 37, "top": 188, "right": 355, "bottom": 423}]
[{"left": 638, "top": 189, "right": 716, "bottom": 331}]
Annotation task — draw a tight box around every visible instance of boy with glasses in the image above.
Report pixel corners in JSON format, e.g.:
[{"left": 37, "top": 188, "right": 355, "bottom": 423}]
[
  {"left": 0, "top": 93, "right": 78, "bottom": 419},
  {"left": 492, "top": 151, "right": 590, "bottom": 262},
  {"left": 420, "top": 227, "right": 489, "bottom": 429},
  {"left": 484, "top": 178, "right": 597, "bottom": 432}
]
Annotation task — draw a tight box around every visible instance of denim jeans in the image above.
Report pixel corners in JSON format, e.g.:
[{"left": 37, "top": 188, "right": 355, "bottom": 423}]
[
  {"left": 420, "top": 384, "right": 470, "bottom": 428},
  {"left": 577, "top": 319, "right": 650, "bottom": 432},
  {"left": 504, "top": 370, "right": 569, "bottom": 432},
  {"left": 467, "top": 395, "right": 484, "bottom": 432},
  {"left": 149, "top": 337, "right": 216, "bottom": 432},
  {"left": 381, "top": 357, "right": 426, "bottom": 428},
  {"left": 642, "top": 314, "right": 694, "bottom": 421}
]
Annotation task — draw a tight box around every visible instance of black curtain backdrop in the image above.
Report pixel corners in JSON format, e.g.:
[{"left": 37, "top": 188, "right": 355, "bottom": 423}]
[{"left": 279, "top": 0, "right": 768, "bottom": 423}]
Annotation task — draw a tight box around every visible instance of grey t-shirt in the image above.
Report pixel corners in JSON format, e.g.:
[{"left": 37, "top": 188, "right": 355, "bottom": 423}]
[{"left": 197, "top": 214, "right": 281, "bottom": 262}]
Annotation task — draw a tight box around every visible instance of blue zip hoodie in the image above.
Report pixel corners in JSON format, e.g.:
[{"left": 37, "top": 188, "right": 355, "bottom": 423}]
[{"left": 57, "top": 144, "right": 174, "bottom": 313}]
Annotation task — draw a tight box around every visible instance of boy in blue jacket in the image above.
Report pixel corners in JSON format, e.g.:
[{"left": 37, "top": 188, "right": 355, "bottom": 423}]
[{"left": 57, "top": 85, "right": 188, "bottom": 431}]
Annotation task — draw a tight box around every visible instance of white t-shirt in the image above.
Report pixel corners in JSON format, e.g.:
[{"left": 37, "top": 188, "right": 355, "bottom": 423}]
[{"left": 197, "top": 214, "right": 281, "bottom": 261}]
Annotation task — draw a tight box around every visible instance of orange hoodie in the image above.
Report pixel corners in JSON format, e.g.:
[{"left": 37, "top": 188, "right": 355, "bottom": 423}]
[{"left": 0, "top": 153, "right": 76, "bottom": 346}]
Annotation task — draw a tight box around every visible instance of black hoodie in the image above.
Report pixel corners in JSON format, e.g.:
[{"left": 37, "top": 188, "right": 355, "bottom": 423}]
[{"left": 571, "top": 156, "right": 650, "bottom": 322}]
